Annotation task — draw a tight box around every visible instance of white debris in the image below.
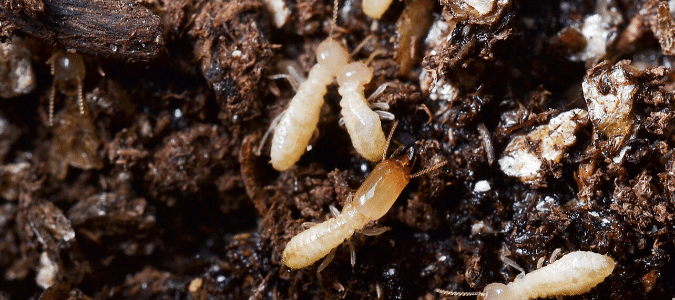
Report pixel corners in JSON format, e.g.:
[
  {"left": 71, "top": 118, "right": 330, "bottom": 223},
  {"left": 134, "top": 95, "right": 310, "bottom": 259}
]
[
  {"left": 0, "top": 38, "right": 36, "bottom": 99},
  {"left": 582, "top": 60, "right": 638, "bottom": 157},
  {"left": 426, "top": 77, "right": 460, "bottom": 102},
  {"left": 263, "top": 0, "right": 290, "bottom": 28},
  {"left": 474, "top": 180, "right": 491, "bottom": 192},
  {"left": 36, "top": 252, "right": 58, "bottom": 289},
  {"left": 567, "top": 2, "right": 623, "bottom": 64},
  {"left": 471, "top": 221, "right": 495, "bottom": 235},
  {"left": 498, "top": 109, "right": 589, "bottom": 184},
  {"left": 582, "top": 62, "right": 636, "bottom": 134}
]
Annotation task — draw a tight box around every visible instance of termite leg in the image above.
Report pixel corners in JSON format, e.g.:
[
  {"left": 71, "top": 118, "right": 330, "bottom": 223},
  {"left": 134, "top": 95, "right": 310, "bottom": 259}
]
[
  {"left": 370, "top": 102, "right": 389, "bottom": 111},
  {"left": 537, "top": 256, "right": 545, "bottom": 269},
  {"left": 286, "top": 65, "right": 303, "bottom": 91},
  {"left": 350, "top": 34, "right": 377, "bottom": 57},
  {"left": 375, "top": 110, "right": 395, "bottom": 120},
  {"left": 329, "top": 205, "right": 340, "bottom": 217},
  {"left": 360, "top": 226, "right": 390, "bottom": 236},
  {"left": 256, "top": 111, "right": 285, "bottom": 156},
  {"left": 318, "top": 247, "right": 337, "bottom": 273},
  {"left": 347, "top": 239, "right": 356, "bottom": 267},
  {"left": 268, "top": 66, "right": 303, "bottom": 91},
  {"left": 367, "top": 83, "right": 391, "bottom": 102},
  {"left": 550, "top": 248, "right": 562, "bottom": 264},
  {"left": 500, "top": 253, "right": 526, "bottom": 276},
  {"left": 302, "top": 222, "right": 317, "bottom": 229}
]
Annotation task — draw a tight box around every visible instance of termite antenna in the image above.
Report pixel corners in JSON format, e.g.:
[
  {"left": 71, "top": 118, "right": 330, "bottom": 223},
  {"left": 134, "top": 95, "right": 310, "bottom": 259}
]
[
  {"left": 410, "top": 160, "right": 447, "bottom": 178},
  {"left": 365, "top": 49, "right": 387, "bottom": 66},
  {"left": 435, "top": 289, "right": 484, "bottom": 298},
  {"left": 382, "top": 120, "right": 399, "bottom": 161},
  {"left": 330, "top": 0, "right": 339, "bottom": 38}
]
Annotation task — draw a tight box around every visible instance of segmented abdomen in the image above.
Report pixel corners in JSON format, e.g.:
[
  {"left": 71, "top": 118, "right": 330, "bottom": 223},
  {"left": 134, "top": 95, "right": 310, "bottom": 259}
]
[
  {"left": 282, "top": 209, "right": 366, "bottom": 269},
  {"left": 271, "top": 64, "right": 333, "bottom": 170},
  {"left": 339, "top": 82, "right": 386, "bottom": 162},
  {"left": 512, "top": 251, "right": 615, "bottom": 299}
]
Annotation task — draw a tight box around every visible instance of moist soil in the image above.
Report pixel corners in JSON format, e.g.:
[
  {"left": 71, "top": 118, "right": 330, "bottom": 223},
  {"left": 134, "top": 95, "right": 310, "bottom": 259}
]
[{"left": 0, "top": 0, "right": 674, "bottom": 299}]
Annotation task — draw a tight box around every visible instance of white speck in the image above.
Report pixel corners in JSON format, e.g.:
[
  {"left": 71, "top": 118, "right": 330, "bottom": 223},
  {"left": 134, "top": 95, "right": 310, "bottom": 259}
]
[
  {"left": 173, "top": 109, "right": 183, "bottom": 119},
  {"left": 464, "top": 0, "right": 497, "bottom": 16},
  {"left": 474, "top": 180, "right": 491, "bottom": 192},
  {"left": 36, "top": 252, "right": 58, "bottom": 289},
  {"left": 471, "top": 221, "right": 495, "bottom": 235},
  {"left": 262, "top": 0, "right": 290, "bottom": 28},
  {"left": 232, "top": 50, "right": 242, "bottom": 58},
  {"left": 499, "top": 109, "right": 588, "bottom": 184},
  {"left": 217, "top": 275, "right": 226, "bottom": 282}
]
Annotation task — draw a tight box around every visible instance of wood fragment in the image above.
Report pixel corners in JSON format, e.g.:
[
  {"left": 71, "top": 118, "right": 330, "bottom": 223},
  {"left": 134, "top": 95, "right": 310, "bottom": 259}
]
[{"left": 0, "top": 0, "right": 164, "bottom": 62}]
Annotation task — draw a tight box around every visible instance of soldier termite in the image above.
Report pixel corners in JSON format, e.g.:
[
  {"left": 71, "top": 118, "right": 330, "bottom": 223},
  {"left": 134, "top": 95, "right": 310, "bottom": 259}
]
[
  {"left": 282, "top": 121, "right": 447, "bottom": 272},
  {"left": 46, "top": 50, "right": 86, "bottom": 126},
  {"left": 435, "top": 250, "right": 615, "bottom": 300}
]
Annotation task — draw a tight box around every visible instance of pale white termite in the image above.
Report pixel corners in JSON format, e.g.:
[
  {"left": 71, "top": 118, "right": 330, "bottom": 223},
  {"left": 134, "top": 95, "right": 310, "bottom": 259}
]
[
  {"left": 436, "top": 251, "right": 615, "bottom": 300},
  {"left": 46, "top": 50, "right": 86, "bottom": 126},
  {"left": 269, "top": 40, "right": 350, "bottom": 171},
  {"left": 337, "top": 62, "right": 388, "bottom": 162},
  {"left": 282, "top": 121, "right": 447, "bottom": 271},
  {"left": 363, "top": 0, "right": 394, "bottom": 19}
]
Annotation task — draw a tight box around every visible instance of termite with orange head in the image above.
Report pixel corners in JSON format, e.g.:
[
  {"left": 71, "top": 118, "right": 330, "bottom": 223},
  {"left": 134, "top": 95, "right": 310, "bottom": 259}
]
[
  {"left": 46, "top": 50, "right": 86, "bottom": 126},
  {"left": 282, "top": 121, "right": 447, "bottom": 271},
  {"left": 436, "top": 250, "right": 615, "bottom": 300}
]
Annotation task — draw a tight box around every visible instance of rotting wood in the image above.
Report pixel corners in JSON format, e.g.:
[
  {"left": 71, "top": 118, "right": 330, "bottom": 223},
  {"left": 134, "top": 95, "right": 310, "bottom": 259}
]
[{"left": 0, "top": 0, "right": 164, "bottom": 62}]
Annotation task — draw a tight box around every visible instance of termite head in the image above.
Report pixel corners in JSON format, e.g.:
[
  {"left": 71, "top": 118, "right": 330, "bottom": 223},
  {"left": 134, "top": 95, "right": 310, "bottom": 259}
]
[
  {"left": 482, "top": 283, "right": 515, "bottom": 300},
  {"left": 317, "top": 40, "right": 349, "bottom": 75},
  {"left": 389, "top": 145, "right": 415, "bottom": 173},
  {"left": 337, "top": 62, "right": 373, "bottom": 87},
  {"left": 46, "top": 51, "right": 86, "bottom": 96}
]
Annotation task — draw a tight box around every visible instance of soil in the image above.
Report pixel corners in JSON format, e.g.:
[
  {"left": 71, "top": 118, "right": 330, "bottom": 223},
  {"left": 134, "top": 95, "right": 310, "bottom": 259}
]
[{"left": 1, "top": 0, "right": 674, "bottom": 299}]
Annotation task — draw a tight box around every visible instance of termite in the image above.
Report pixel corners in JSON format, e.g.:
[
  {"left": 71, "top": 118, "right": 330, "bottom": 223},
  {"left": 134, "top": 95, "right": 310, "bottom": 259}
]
[
  {"left": 268, "top": 39, "right": 349, "bottom": 171},
  {"left": 363, "top": 0, "right": 394, "bottom": 19},
  {"left": 46, "top": 50, "right": 86, "bottom": 126},
  {"left": 337, "top": 62, "right": 389, "bottom": 162},
  {"left": 435, "top": 250, "right": 615, "bottom": 300},
  {"left": 282, "top": 121, "right": 447, "bottom": 271}
]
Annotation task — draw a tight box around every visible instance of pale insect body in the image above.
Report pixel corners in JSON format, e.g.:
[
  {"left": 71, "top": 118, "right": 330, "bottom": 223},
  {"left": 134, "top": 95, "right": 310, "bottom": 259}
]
[
  {"left": 282, "top": 121, "right": 447, "bottom": 270},
  {"left": 436, "top": 251, "right": 615, "bottom": 300},
  {"left": 46, "top": 50, "right": 86, "bottom": 126},
  {"left": 270, "top": 40, "right": 349, "bottom": 171},
  {"left": 282, "top": 146, "right": 413, "bottom": 269},
  {"left": 363, "top": 0, "right": 394, "bottom": 19},
  {"left": 337, "top": 62, "right": 387, "bottom": 162}
]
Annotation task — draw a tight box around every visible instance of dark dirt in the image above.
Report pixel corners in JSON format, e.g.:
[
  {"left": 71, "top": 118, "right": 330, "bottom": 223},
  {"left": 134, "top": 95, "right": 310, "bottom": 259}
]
[{"left": 1, "top": 0, "right": 675, "bottom": 299}]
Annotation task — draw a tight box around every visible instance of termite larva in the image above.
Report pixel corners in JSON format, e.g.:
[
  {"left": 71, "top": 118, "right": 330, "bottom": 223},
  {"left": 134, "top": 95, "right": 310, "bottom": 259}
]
[
  {"left": 46, "top": 50, "right": 86, "bottom": 126},
  {"left": 269, "top": 40, "right": 350, "bottom": 171},
  {"left": 282, "top": 121, "right": 447, "bottom": 270},
  {"left": 337, "top": 62, "right": 387, "bottom": 162},
  {"left": 436, "top": 251, "right": 615, "bottom": 300}
]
